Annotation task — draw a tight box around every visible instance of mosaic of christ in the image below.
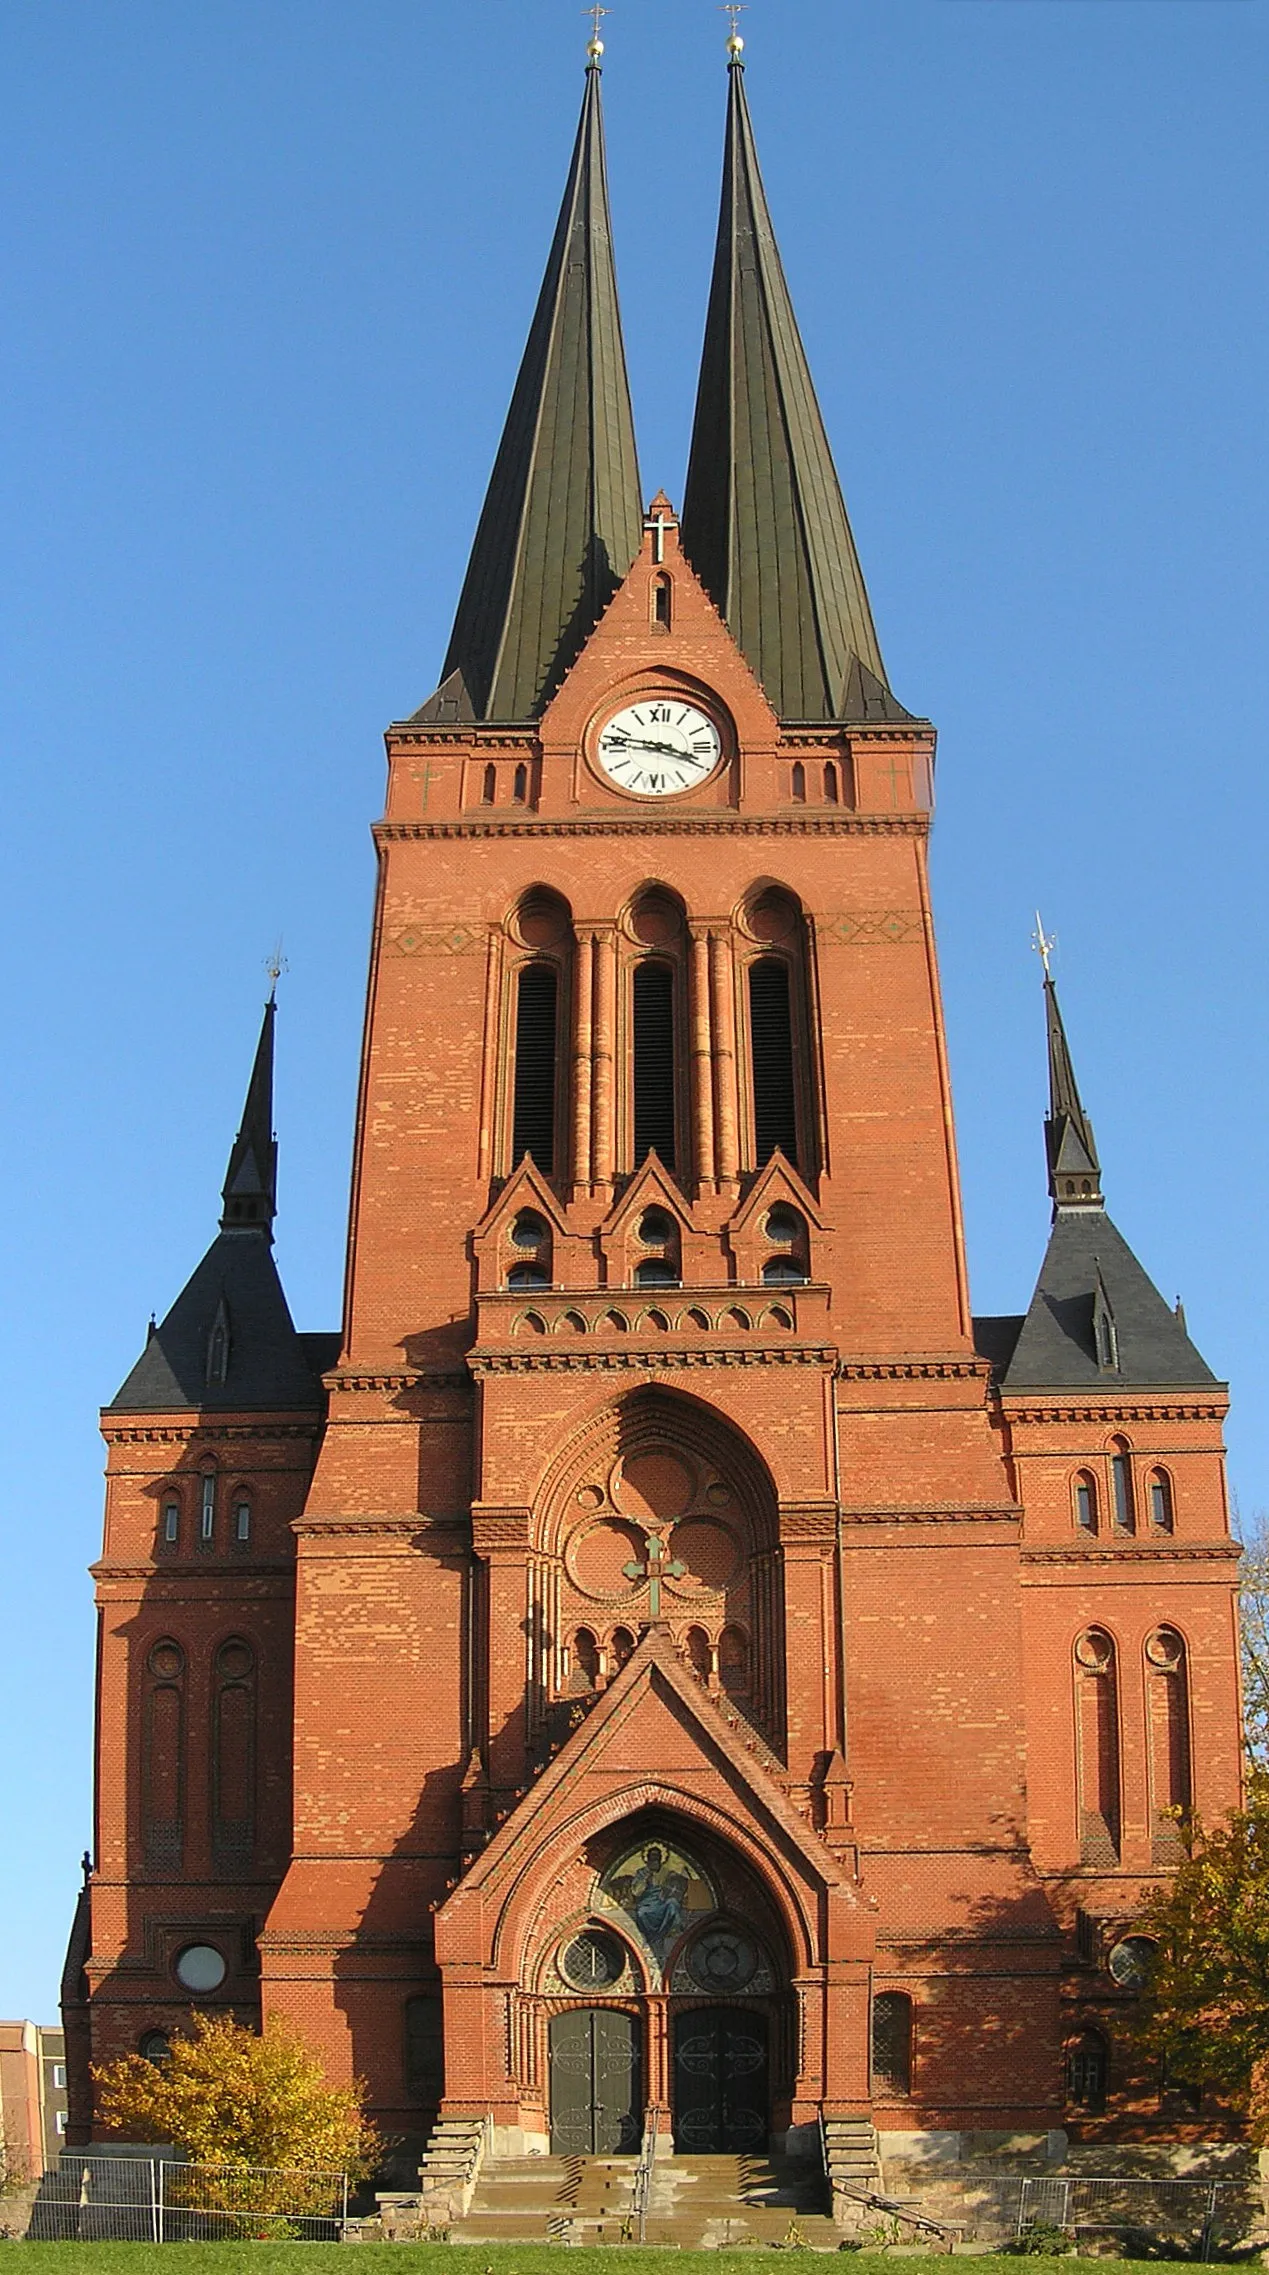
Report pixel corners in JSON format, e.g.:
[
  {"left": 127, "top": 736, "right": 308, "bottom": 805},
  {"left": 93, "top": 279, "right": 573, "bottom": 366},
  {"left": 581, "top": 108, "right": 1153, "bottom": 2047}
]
[{"left": 597, "top": 1842, "right": 716, "bottom": 1960}]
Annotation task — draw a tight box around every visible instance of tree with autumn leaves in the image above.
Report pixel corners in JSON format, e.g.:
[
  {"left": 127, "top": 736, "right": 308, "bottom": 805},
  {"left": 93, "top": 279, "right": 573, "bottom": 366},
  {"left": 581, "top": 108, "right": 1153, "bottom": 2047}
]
[
  {"left": 1134, "top": 1776, "right": 1269, "bottom": 2138},
  {"left": 94, "top": 2011, "right": 379, "bottom": 2190}
]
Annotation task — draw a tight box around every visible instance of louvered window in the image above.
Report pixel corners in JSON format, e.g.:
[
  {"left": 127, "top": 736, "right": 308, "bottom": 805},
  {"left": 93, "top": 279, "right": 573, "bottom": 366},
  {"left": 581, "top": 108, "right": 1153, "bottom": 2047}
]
[
  {"left": 749, "top": 959, "right": 798, "bottom": 1167},
  {"left": 633, "top": 963, "right": 676, "bottom": 1168},
  {"left": 512, "top": 964, "right": 558, "bottom": 1172}
]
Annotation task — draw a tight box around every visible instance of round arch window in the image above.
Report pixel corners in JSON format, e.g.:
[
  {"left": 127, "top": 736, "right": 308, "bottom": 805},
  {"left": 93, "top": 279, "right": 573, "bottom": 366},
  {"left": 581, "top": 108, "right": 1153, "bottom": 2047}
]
[
  {"left": 687, "top": 1928, "right": 759, "bottom": 1992},
  {"left": 174, "top": 1943, "right": 227, "bottom": 1993},
  {"left": 138, "top": 2030, "right": 172, "bottom": 2066},
  {"left": 561, "top": 1929, "right": 626, "bottom": 1990},
  {"left": 1107, "top": 1935, "right": 1157, "bottom": 1991}
]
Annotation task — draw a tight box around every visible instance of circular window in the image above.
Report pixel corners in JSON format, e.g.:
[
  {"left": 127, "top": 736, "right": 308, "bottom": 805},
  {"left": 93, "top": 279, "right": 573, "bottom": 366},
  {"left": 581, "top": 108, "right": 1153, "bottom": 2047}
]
[
  {"left": 138, "top": 2030, "right": 172, "bottom": 2065},
  {"left": 688, "top": 1929, "right": 759, "bottom": 1992},
  {"left": 1107, "top": 1935, "right": 1157, "bottom": 1991},
  {"left": 511, "top": 1212, "right": 548, "bottom": 1250},
  {"left": 764, "top": 1207, "right": 800, "bottom": 1245},
  {"left": 638, "top": 1209, "right": 675, "bottom": 1247},
  {"left": 174, "top": 1944, "right": 227, "bottom": 1993},
  {"left": 561, "top": 1930, "right": 626, "bottom": 1989}
]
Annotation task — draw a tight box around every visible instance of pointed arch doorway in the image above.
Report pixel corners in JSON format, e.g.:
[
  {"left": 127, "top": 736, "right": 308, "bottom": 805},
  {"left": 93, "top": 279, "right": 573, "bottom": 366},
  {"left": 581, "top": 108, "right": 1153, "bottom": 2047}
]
[{"left": 549, "top": 2008, "right": 642, "bottom": 2155}]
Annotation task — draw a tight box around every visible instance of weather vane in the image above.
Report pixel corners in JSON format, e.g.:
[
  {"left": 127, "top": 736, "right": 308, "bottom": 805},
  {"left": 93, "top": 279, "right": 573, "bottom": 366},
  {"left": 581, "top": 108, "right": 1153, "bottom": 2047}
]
[
  {"left": 584, "top": 4, "right": 609, "bottom": 60},
  {"left": 720, "top": 3, "right": 748, "bottom": 56},
  {"left": 265, "top": 938, "right": 289, "bottom": 998},
  {"left": 1031, "top": 912, "right": 1057, "bottom": 978}
]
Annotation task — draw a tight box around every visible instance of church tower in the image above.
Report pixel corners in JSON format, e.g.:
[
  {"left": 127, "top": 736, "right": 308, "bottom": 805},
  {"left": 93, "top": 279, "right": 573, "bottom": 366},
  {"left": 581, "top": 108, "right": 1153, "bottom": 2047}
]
[{"left": 72, "top": 38, "right": 1241, "bottom": 2180}]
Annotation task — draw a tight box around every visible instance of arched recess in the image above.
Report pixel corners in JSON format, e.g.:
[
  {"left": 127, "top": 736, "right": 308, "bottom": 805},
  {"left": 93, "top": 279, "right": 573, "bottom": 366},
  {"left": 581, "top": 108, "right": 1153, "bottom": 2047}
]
[
  {"left": 501, "top": 887, "right": 576, "bottom": 1180},
  {"left": 530, "top": 1385, "right": 786, "bottom": 1757},
  {"left": 621, "top": 885, "right": 689, "bottom": 1177},
  {"left": 1074, "top": 1628, "right": 1121, "bottom": 1864},
  {"left": 734, "top": 884, "right": 821, "bottom": 1178},
  {"left": 142, "top": 1640, "right": 186, "bottom": 1873},
  {"left": 1145, "top": 1627, "right": 1192, "bottom": 1860},
  {"left": 211, "top": 1637, "right": 256, "bottom": 1869}
]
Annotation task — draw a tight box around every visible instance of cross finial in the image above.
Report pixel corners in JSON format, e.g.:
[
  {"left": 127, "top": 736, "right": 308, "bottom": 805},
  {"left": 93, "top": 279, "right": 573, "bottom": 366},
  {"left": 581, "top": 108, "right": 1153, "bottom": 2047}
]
[
  {"left": 623, "top": 1529, "right": 687, "bottom": 1623},
  {"left": 720, "top": 3, "right": 747, "bottom": 59},
  {"left": 264, "top": 938, "right": 289, "bottom": 1001},
  {"left": 1031, "top": 911, "right": 1057, "bottom": 979},
  {"left": 584, "top": 4, "right": 608, "bottom": 62}
]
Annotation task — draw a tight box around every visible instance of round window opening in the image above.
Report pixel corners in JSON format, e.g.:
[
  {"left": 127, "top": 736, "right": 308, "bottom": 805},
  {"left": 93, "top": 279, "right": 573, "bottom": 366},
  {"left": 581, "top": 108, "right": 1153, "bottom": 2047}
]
[
  {"left": 139, "top": 2030, "right": 172, "bottom": 2066},
  {"left": 688, "top": 1929, "right": 759, "bottom": 1992},
  {"left": 174, "top": 1943, "right": 227, "bottom": 1993},
  {"left": 1107, "top": 1935, "right": 1157, "bottom": 1992},
  {"left": 511, "top": 1212, "right": 548, "bottom": 1251},
  {"left": 561, "top": 1929, "right": 626, "bottom": 1990}
]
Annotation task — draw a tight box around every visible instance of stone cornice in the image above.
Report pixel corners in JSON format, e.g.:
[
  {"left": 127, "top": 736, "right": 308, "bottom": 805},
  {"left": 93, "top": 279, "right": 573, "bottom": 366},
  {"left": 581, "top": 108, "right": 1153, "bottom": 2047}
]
[
  {"left": 374, "top": 812, "right": 927, "bottom": 844},
  {"left": 837, "top": 1358, "right": 989, "bottom": 1383},
  {"left": 1021, "top": 1541, "right": 1240, "bottom": 1567},
  {"left": 468, "top": 1344, "right": 835, "bottom": 1378},
  {"left": 840, "top": 1505, "right": 1021, "bottom": 1526},
  {"left": 385, "top": 719, "right": 933, "bottom": 748},
  {"left": 326, "top": 1371, "right": 471, "bottom": 1395},
  {"left": 1002, "top": 1398, "right": 1227, "bottom": 1425},
  {"left": 102, "top": 1420, "right": 322, "bottom": 1446}
]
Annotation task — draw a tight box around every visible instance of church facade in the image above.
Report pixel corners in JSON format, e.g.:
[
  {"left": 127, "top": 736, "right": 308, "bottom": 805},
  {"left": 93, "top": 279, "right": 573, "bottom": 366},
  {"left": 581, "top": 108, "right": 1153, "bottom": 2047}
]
[{"left": 66, "top": 50, "right": 1243, "bottom": 2163}]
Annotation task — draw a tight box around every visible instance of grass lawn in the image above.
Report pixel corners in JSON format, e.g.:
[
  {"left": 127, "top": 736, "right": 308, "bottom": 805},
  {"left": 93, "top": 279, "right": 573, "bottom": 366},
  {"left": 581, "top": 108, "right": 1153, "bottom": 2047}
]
[{"left": 7, "top": 2252, "right": 1159, "bottom": 2273}]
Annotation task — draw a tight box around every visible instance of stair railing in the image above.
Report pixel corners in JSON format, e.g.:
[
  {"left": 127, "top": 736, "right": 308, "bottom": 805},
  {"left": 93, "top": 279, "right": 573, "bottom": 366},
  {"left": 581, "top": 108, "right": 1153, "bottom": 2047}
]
[{"left": 633, "top": 2106, "right": 664, "bottom": 2244}]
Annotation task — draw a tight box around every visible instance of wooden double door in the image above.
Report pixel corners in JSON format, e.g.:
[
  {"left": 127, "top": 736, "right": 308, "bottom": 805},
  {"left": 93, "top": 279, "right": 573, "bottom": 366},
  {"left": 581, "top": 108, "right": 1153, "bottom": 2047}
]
[
  {"left": 672, "top": 2006, "right": 769, "bottom": 2153},
  {"left": 549, "top": 2008, "right": 642, "bottom": 2156}
]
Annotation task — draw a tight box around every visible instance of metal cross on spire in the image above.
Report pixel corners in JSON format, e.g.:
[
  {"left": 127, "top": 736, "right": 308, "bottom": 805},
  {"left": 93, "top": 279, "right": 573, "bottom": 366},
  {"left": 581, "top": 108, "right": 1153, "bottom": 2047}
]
[
  {"left": 720, "top": 3, "right": 748, "bottom": 56},
  {"left": 1031, "top": 912, "right": 1057, "bottom": 979},
  {"left": 624, "top": 1530, "right": 686, "bottom": 1623},
  {"left": 584, "top": 3, "right": 609, "bottom": 60},
  {"left": 264, "top": 938, "right": 289, "bottom": 1001}
]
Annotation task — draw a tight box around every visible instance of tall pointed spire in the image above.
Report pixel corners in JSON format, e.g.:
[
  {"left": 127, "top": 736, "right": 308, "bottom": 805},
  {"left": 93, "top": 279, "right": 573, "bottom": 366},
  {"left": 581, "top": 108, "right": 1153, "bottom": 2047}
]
[
  {"left": 426, "top": 55, "right": 643, "bottom": 724},
  {"left": 1043, "top": 975, "right": 1103, "bottom": 1212},
  {"left": 680, "top": 51, "right": 906, "bottom": 724},
  {"left": 220, "top": 996, "right": 278, "bottom": 1237}
]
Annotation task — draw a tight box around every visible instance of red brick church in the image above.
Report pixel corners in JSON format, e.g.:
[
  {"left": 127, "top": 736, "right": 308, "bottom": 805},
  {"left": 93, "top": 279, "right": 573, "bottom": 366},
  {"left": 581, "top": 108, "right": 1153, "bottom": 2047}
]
[{"left": 66, "top": 43, "right": 1242, "bottom": 2171}]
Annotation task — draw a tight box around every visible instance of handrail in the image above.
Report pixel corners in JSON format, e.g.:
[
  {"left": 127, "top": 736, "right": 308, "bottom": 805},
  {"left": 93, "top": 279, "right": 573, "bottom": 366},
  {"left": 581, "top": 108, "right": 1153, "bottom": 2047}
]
[{"left": 632, "top": 2106, "right": 664, "bottom": 2244}]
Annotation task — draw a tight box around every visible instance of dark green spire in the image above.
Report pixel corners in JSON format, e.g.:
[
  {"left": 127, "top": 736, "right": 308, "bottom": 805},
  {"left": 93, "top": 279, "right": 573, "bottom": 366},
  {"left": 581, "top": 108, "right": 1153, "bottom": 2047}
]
[
  {"left": 681, "top": 58, "right": 906, "bottom": 725},
  {"left": 425, "top": 60, "right": 642, "bottom": 724},
  {"left": 220, "top": 995, "right": 278, "bottom": 1237},
  {"left": 1043, "top": 974, "right": 1103, "bottom": 1212}
]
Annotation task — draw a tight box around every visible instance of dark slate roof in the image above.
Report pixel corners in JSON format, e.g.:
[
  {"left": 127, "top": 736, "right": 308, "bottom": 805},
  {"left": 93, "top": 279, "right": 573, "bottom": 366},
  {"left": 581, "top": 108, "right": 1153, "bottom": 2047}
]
[
  {"left": 414, "top": 62, "right": 642, "bottom": 726},
  {"left": 221, "top": 997, "right": 278, "bottom": 1233},
  {"left": 1003, "top": 1208, "right": 1219, "bottom": 1392},
  {"left": 680, "top": 61, "right": 909, "bottom": 726},
  {"left": 1043, "top": 976, "right": 1102, "bottom": 1204},
  {"left": 973, "top": 1314, "right": 1025, "bottom": 1380},
  {"left": 108, "top": 1229, "right": 328, "bottom": 1412}
]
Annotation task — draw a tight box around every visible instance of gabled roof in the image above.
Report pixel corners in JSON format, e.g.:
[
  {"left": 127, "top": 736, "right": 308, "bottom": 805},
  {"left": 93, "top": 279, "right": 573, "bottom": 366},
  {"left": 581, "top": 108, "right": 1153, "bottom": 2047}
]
[
  {"left": 414, "top": 60, "right": 642, "bottom": 726},
  {"left": 680, "top": 60, "right": 909, "bottom": 726},
  {"left": 1002, "top": 1208, "right": 1218, "bottom": 1393}
]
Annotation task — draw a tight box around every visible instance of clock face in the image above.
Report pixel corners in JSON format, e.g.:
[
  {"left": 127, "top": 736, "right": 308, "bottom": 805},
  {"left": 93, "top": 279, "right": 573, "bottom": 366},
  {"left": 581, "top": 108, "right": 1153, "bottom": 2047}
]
[{"left": 596, "top": 698, "right": 722, "bottom": 797}]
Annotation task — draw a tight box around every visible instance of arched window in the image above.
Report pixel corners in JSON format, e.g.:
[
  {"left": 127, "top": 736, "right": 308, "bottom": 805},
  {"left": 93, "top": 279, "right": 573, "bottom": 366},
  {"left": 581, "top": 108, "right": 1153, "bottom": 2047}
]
[
  {"left": 823, "top": 762, "right": 839, "bottom": 804},
  {"left": 1067, "top": 2030, "right": 1108, "bottom": 2114},
  {"left": 749, "top": 960, "right": 798, "bottom": 1167},
  {"left": 199, "top": 1472, "right": 216, "bottom": 1547},
  {"left": 211, "top": 1639, "right": 256, "bottom": 1868},
  {"left": 512, "top": 964, "right": 559, "bottom": 1172},
  {"left": 610, "top": 1627, "right": 635, "bottom": 1673},
  {"left": 872, "top": 1992, "right": 913, "bottom": 2095},
  {"left": 1146, "top": 1628, "right": 1191, "bottom": 1857},
  {"left": 512, "top": 762, "right": 528, "bottom": 804},
  {"left": 234, "top": 1497, "right": 251, "bottom": 1546},
  {"left": 719, "top": 1625, "right": 750, "bottom": 1697},
  {"left": 652, "top": 575, "right": 672, "bottom": 630},
  {"left": 143, "top": 1640, "right": 186, "bottom": 1873},
  {"left": 162, "top": 1497, "right": 180, "bottom": 1548},
  {"left": 1110, "top": 1439, "right": 1134, "bottom": 1533},
  {"left": 481, "top": 762, "right": 497, "bottom": 805},
  {"left": 635, "top": 1259, "right": 679, "bottom": 1288},
  {"left": 1074, "top": 1472, "right": 1098, "bottom": 1534},
  {"left": 790, "top": 762, "right": 806, "bottom": 803},
  {"left": 1149, "top": 1470, "right": 1175, "bottom": 1533},
  {"left": 404, "top": 1994, "right": 444, "bottom": 2106},
  {"left": 685, "top": 1626, "right": 711, "bottom": 1682},
  {"left": 138, "top": 2030, "right": 172, "bottom": 2067},
  {"left": 570, "top": 1629, "right": 600, "bottom": 1693},
  {"left": 508, "top": 1264, "right": 549, "bottom": 1290},
  {"left": 633, "top": 963, "right": 677, "bottom": 1168},
  {"left": 1075, "top": 1629, "right": 1120, "bottom": 1863},
  {"left": 207, "top": 1303, "right": 230, "bottom": 1386}
]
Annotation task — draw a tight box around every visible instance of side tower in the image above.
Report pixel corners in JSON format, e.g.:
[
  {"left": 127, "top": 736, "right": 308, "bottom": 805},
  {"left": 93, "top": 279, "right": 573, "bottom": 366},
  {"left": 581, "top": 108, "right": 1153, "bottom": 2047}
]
[{"left": 67, "top": 1000, "right": 337, "bottom": 2140}]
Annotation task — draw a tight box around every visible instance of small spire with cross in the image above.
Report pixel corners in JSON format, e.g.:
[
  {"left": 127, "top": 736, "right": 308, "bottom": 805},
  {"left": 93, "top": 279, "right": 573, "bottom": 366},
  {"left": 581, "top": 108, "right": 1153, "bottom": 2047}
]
[
  {"left": 720, "top": 3, "right": 748, "bottom": 60},
  {"left": 624, "top": 1530, "right": 686, "bottom": 1624},
  {"left": 584, "top": 3, "right": 609, "bottom": 63},
  {"left": 1031, "top": 911, "right": 1057, "bottom": 979}
]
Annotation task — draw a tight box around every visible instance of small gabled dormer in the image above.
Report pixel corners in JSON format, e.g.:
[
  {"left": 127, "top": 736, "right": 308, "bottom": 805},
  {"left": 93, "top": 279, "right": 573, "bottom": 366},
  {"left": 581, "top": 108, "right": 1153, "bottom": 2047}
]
[{"left": 725, "top": 1152, "right": 827, "bottom": 1289}]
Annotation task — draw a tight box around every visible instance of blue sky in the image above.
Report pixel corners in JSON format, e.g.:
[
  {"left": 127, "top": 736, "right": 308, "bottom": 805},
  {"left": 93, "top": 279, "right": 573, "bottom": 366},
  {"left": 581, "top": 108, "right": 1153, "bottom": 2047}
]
[{"left": 1, "top": 0, "right": 1265, "bottom": 2023}]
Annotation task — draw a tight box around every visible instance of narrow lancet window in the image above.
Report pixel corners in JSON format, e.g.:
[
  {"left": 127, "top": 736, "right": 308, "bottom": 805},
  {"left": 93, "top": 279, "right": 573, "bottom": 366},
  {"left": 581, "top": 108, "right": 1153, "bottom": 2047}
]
[
  {"left": 511, "top": 964, "right": 558, "bottom": 1172},
  {"left": 633, "top": 963, "right": 676, "bottom": 1168},
  {"left": 200, "top": 1473, "right": 216, "bottom": 1546},
  {"left": 749, "top": 959, "right": 798, "bottom": 1166},
  {"left": 1111, "top": 1440, "right": 1134, "bottom": 1533}
]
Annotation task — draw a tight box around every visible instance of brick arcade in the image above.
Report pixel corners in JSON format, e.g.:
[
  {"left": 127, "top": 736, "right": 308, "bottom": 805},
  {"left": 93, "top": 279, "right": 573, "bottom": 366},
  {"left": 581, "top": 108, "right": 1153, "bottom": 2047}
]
[{"left": 65, "top": 47, "right": 1242, "bottom": 2168}]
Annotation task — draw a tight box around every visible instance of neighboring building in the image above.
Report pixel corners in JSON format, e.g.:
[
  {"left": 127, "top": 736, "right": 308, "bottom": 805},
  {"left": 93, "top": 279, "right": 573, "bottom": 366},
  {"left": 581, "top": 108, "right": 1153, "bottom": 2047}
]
[
  {"left": 67, "top": 44, "right": 1241, "bottom": 2170},
  {"left": 1, "top": 2024, "right": 67, "bottom": 2177}
]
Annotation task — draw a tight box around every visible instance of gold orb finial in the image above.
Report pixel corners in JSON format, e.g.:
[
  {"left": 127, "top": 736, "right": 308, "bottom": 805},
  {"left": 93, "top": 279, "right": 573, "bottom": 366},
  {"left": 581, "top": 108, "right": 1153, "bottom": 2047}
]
[
  {"left": 727, "top": 32, "right": 745, "bottom": 56},
  {"left": 721, "top": 4, "right": 748, "bottom": 59},
  {"left": 584, "top": 4, "right": 608, "bottom": 63}
]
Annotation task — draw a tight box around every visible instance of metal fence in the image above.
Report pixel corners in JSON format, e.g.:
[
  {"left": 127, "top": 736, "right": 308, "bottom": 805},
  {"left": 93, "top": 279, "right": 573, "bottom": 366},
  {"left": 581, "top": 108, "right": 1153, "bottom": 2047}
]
[
  {"left": 1017, "top": 2175, "right": 1230, "bottom": 2260},
  {"left": 27, "top": 2155, "right": 349, "bottom": 2242}
]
